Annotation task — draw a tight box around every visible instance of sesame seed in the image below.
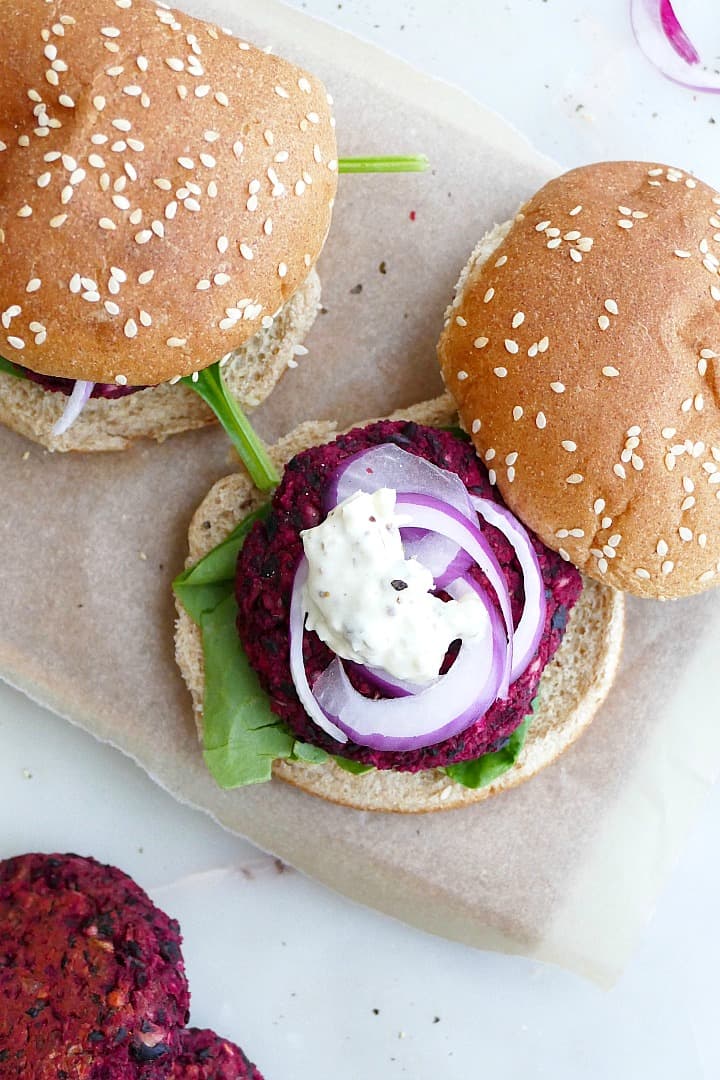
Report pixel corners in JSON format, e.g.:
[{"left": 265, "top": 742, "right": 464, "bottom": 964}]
[
  {"left": 618, "top": 205, "right": 632, "bottom": 216},
  {"left": 139, "top": 310, "right": 152, "bottom": 327},
  {"left": 536, "top": 412, "right": 546, "bottom": 429},
  {"left": 566, "top": 473, "right": 583, "bottom": 484},
  {"left": 550, "top": 382, "right": 565, "bottom": 394},
  {"left": 569, "top": 528, "right": 585, "bottom": 539},
  {"left": 474, "top": 337, "right": 488, "bottom": 349},
  {"left": 507, "top": 467, "right": 516, "bottom": 483},
  {"left": 471, "top": 419, "right": 481, "bottom": 434},
  {"left": 570, "top": 249, "right": 582, "bottom": 263},
  {"left": 214, "top": 92, "right": 229, "bottom": 106},
  {"left": 558, "top": 548, "right": 570, "bottom": 562},
  {"left": 134, "top": 230, "right": 152, "bottom": 244},
  {"left": 104, "top": 300, "right": 120, "bottom": 315},
  {"left": 488, "top": 469, "right": 497, "bottom": 486},
  {"left": 240, "top": 243, "right": 254, "bottom": 261},
  {"left": 17, "top": 205, "right": 33, "bottom": 218},
  {"left": 535, "top": 220, "right": 551, "bottom": 232},
  {"left": 512, "top": 311, "right": 525, "bottom": 329},
  {"left": 576, "top": 237, "right": 594, "bottom": 252},
  {"left": 603, "top": 366, "right": 620, "bottom": 378},
  {"left": 6, "top": 336, "right": 25, "bottom": 350},
  {"left": 561, "top": 440, "right": 577, "bottom": 452},
  {"left": 597, "top": 315, "right": 610, "bottom": 331},
  {"left": 457, "top": 370, "right": 468, "bottom": 381},
  {"left": 165, "top": 201, "right": 178, "bottom": 220},
  {"left": 124, "top": 318, "right": 137, "bottom": 339},
  {"left": 618, "top": 219, "right": 633, "bottom": 229},
  {"left": 505, "top": 339, "right": 519, "bottom": 354},
  {"left": 635, "top": 568, "right": 651, "bottom": 580},
  {"left": 246, "top": 195, "right": 259, "bottom": 212},
  {"left": 538, "top": 336, "right": 549, "bottom": 353},
  {"left": 167, "top": 337, "right": 187, "bottom": 348},
  {"left": 213, "top": 273, "right": 231, "bottom": 286},
  {"left": 50, "top": 213, "right": 68, "bottom": 228},
  {"left": 604, "top": 299, "right": 619, "bottom": 315},
  {"left": 528, "top": 343, "right": 538, "bottom": 358},
  {"left": 631, "top": 455, "right": 644, "bottom": 471},
  {"left": 495, "top": 255, "right": 507, "bottom": 267},
  {"left": 613, "top": 463, "right": 626, "bottom": 479},
  {"left": 493, "top": 367, "right": 507, "bottom": 378},
  {"left": 505, "top": 451, "right": 518, "bottom": 466},
  {"left": 483, "top": 288, "right": 495, "bottom": 303},
  {"left": 569, "top": 205, "right": 582, "bottom": 216},
  {"left": 556, "top": 529, "right": 569, "bottom": 539},
  {"left": 455, "top": 316, "right": 467, "bottom": 327},
  {"left": 547, "top": 237, "right": 562, "bottom": 249},
  {"left": 138, "top": 270, "right": 154, "bottom": 285},
  {"left": 679, "top": 527, "right": 693, "bottom": 542},
  {"left": 196, "top": 279, "right": 211, "bottom": 291},
  {"left": 26, "top": 279, "right": 41, "bottom": 293},
  {"left": 274, "top": 85, "right": 290, "bottom": 98},
  {"left": 512, "top": 406, "right": 523, "bottom": 421},
  {"left": 178, "top": 156, "right": 194, "bottom": 170},
  {"left": 264, "top": 218, "right": 273, "bottom": 236},
  {"left": 662, "top": 560, "right": 674, "bottom": 575},
  {"left": 485, "top": 448, "right": 496, "bottom": 461},
  {"left": 674, "top": 250, "right": 691, "bottom": 259},
  {"left": 564, "top": 231, "right": 581, "bottom": 242}
]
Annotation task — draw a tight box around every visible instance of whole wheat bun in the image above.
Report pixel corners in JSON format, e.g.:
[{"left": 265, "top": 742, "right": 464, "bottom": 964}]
[
  {"left": 0, "top": 269, "right": 319, "bottom": 452},
  {"left": 0, "top": 0, "right": 337, "bottom": 386},
  {"left": 438, "top": 162, "right": 720, "bottom": 600},
  {"left": 174, "top": 395, "right": 625, "bottom": 813}
]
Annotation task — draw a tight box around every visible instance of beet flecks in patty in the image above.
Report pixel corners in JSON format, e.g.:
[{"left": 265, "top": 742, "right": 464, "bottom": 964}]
[{"left": 236, "top": 421, "right": 583, "bottom": 772}]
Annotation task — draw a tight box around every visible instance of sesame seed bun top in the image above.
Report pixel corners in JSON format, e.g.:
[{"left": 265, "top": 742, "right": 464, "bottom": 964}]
[
  {"left": 0, "top": 0, "right": 337, "bottom": 387},
  {"left": 438, "top": 161, "right": 720, "bottom": 600}
]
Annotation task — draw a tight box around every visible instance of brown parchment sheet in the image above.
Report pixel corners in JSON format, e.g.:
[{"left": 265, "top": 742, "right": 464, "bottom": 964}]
[{"left": 2, "top": 0, "right": 720, "bottom": 987}]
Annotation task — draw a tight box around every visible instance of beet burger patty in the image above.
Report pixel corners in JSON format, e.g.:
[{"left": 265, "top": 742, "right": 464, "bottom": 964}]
[
  {"left": 236, "top": 420, "right": 583, "bottom": 773},
  {"left": 171, "top": 1028, "right": 264, "bottom": 1080},
  {"left": 0, "top": 853, "right": 190, "bottom": 1079}
]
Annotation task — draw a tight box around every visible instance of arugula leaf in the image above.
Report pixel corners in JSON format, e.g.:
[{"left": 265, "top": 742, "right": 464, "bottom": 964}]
[
  {"left": 443, "top": 708, "right": 535, "bottom": 789},
  {"left": 333, "top": 757, "right": 375, "bottom": 776},
  {"left": 182, "top": 364, "right": 279, "bottom": 492},
  {"left": 199, "top": 594, "right": 297, "bottom": 786},
  {"left": 173, "top": 505, "right": 270, "bottom": 624},
  {"left": 338, "top": 155, "right": 429, "bottom": 174},
  {"left": 292, "top": 742, "right": 331, "bottom": 764},
  {"left": 0, "top": 355, "right": 25, "bottom": 380}
]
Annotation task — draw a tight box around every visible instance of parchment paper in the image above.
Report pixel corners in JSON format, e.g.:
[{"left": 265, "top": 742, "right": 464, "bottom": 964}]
[{"left": 2, "top": 0, "right": 720, "bottom": 987}]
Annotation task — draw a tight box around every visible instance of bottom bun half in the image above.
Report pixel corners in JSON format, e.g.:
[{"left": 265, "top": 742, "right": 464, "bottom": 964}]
[
  {"left": 0, "top": 271, "right": 320, "bottom": 453},
  {"left": 175, "top": 395, "right": 625, "bottom": 813}
]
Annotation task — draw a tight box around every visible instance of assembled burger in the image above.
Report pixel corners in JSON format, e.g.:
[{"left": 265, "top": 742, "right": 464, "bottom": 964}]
[
  {"left": 174, "top": 160, "right": 720, "bottom": 811},
  {"left": 0, "top": 0, "right": 337, "bottom": 463}
]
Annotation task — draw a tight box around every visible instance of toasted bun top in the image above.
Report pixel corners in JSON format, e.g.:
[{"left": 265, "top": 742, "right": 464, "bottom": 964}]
[
  {"left": 438, "top": 161, "right": 720, "bottom": 600},
  {"left": 0, "top": 0, "right": 337, "bottom": 386}
]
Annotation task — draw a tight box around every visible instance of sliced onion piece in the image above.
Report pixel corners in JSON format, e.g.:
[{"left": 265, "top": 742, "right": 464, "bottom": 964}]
[
  {"left": 631, "top": 0, "right": 720, "bottom": 93},
  {"left": 328, "top": 443, "right": 476, "bottom": 518},
  {"left": 401, "top": 532, "right": 472, "bottom": 588},
  {"left": 394, "top": 493, "right": 513, "bottom": 697},
  {"left": 469, "top": 496, "right": 546, "bottom": 683},
  {"left": 51, "top": 380, "right": 95, "bottom": 437},
  {"left": 288, "top": 559, "right": 348, "bottom": 744},
  {"left": 311, "top": 579, "right": 507, "bottom": 751},
  {"left": 346, "top": 660, "right": 431, "bottom": 699}
]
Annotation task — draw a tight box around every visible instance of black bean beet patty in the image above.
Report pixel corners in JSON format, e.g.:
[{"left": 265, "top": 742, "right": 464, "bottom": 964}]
[
  {"left": 0, "top": 853, "right": 190, "bottom": 1079},
  {"left": 21, "top": 366, "right": 145, "bottom": 400},
  {"left": 171, "top": 1029, "right": 264, "bottom": 1080},
  {"left": 236, "top": 421, "right": 583, "bottom": 772}
]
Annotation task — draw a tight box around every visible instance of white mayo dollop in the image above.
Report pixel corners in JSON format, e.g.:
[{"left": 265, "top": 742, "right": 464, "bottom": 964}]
[{"left": 301, "top": 488, "right": 488, "bottom": 683}]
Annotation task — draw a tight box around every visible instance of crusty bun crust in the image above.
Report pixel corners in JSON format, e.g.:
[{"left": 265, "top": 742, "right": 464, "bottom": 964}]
[
  {"left": 0, "top": 270, "right": 320, "bottom": 452},
  {"left": 175, "top": 396, "right": 625, "bottom": 813},
  {"left": 438, "top": 162, "right": 720, "bottom": 600},
  {"left": 0, "top": 0, "right": 337, "bottom": 386}
]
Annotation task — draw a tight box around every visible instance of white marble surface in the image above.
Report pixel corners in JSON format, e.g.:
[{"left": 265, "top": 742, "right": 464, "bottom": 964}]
[{"left": 2, "top": 1, "right": 720, "bottom": 1077}]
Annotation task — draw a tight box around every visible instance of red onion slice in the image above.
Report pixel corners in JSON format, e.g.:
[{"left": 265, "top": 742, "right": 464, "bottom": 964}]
[
  {"left": 311, "top": 578, "right": 507, "bottom": 752},
  {"left": 469, "top": 496, "right": 546, "bottom": 683},
  {"left": 51, "top": 380, "right": 95, "bottom": 437},
  {"left": 288, "top": 559, "right": 348, "bottom": 744},
  {"left": 631, "top": 0, "right": 720, "bottom": 92},
  {"left": 328, "top": 443, "right": 476, "bottom": 517},
  {"left": 395, "top": 493, "right": 513, "bottom": 698},
  {"left": 345, "top": 661, "right": 429, "bottom": 698}
]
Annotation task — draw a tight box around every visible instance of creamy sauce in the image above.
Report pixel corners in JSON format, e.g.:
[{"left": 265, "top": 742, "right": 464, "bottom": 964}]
[{"left": 301, "top": 488, "right": 487, "bottom": 683}]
